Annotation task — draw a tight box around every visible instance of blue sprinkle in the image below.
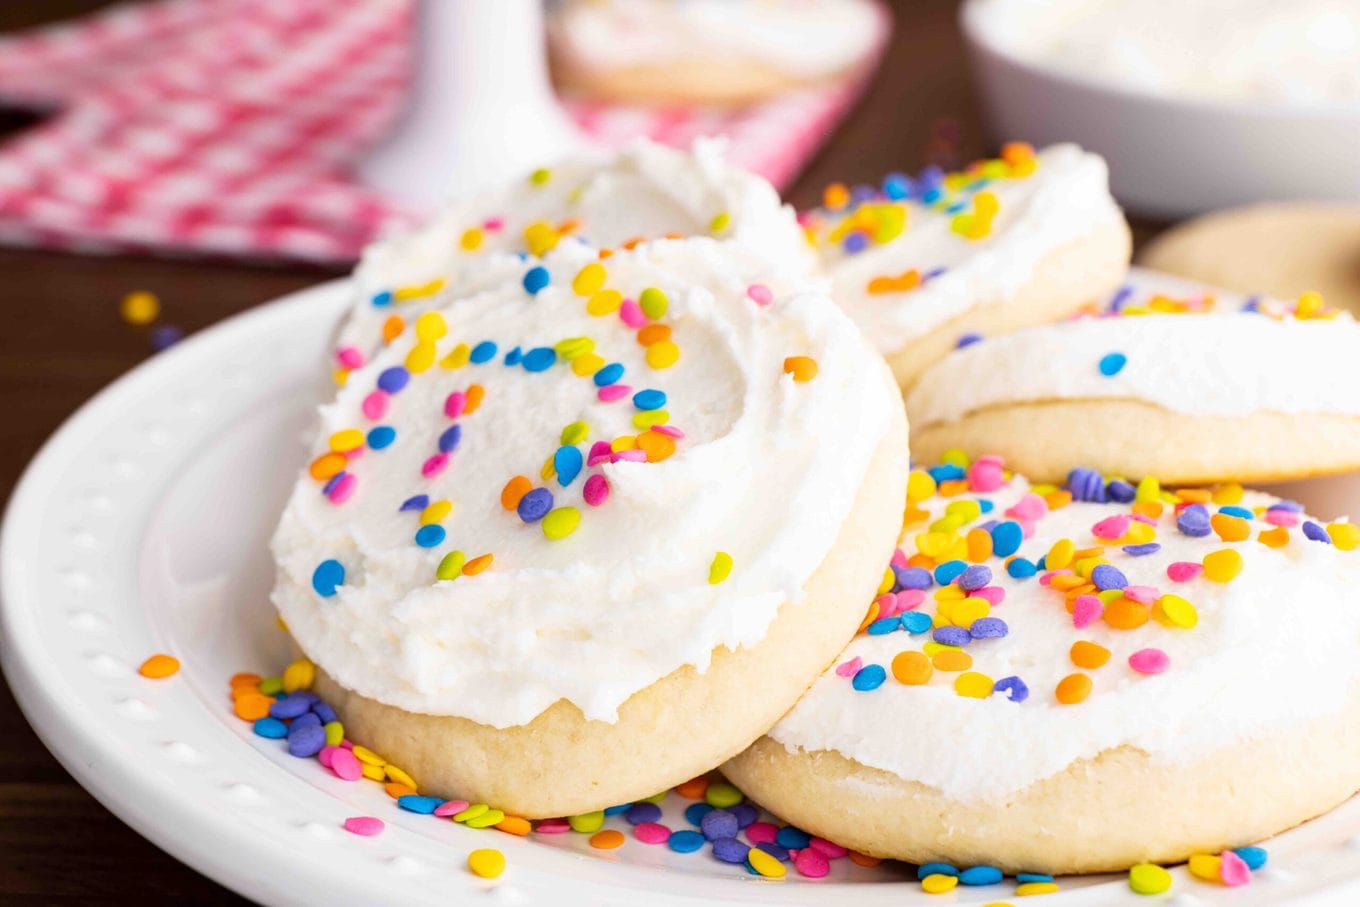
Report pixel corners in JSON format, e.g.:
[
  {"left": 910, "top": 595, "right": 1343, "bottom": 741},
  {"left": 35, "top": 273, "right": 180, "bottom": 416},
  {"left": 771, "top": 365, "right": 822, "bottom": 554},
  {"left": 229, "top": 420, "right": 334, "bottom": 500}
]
[
  {"left": 1092, "top": 563, "right": 1128, "bottom": 590},
  {"left": 414, "top": 524, "right": 446, "bottom": 548},
  {"left": 1242, "top": 296, "right": 1262, "bottom": 313},
  {"left": 893, "top": 566, "right": 933, "bottom": 590},
  {"left": 902, "top": 611, "right": 934, "bottom": 634},
  {"left": 1123, "top": 542, "right": 1162, "bottom": 557},
  {"left": 1234, "top": 846, "right": 1268, "bottom": 870},
  {"left": 993, "top": 675, "right": 1029, "bottom": 702},
  {"left": 956, "top": 332, "right": 983, "bottom": 349},
  {"left": 668, "top": 830, "right": 705, "bottom": 853},
  {"left": 554, "top": 445, "right": 583, "bottom": 486},
  {"left": 399, "top": 494, "right": 429, "bottom": 512},
  {"left": 933, "top": 626, "right": 971, "bottom": 647},
  {"left": 1067, "top": 467, "right": 1106, "bottom": 502},
  {"left": 367, "top": 426, "right": 396, "bottom": 450},
  {"left": 959, "top": 866, "right": 1003, "bottom": 886},
  {"left": 842, "top": 232, "right": 868, "bottom": 253},
  {"left": 883, "top": 172, "right": 912, "bottom": 200},
  {"left": 921, "top": 187, "right": 943, "bottom": 204},
  {"left": 290, "top": 712, "right": 321, "bottom": 731},
  {"left": 867, "top": 617, "right": 903, "bottom": 635},
  {"left": 701, "top": 809, "right": 738, "bottom": 841},
  {"left": 1219, "top": 505, "right": 1254, "bottom": 520},
  {"left": 603, "top": 804, "right": 632, "bottom": 816},
  {"left": 684, "top": 803, "right": 713, "bottom": 827},
  {"left": 397, "top": 795, "right": 443, "bottom": 815},
  {"left": 990, "top": 520, "right": 1023, "bottom": 557},
  {"left": 918, "top": 862, "right": 958, "bottom": 879},
  {"left": 958, "top": 564, "right": 992, "bottom": 591},
  {"left": 1017, "top": 872, "right": 1054, "bottom": 883},
  {"left": 1270, "top": 500, "right": 1305, "bottom": 512},
  {"left": 776, "top": 827, "right": 811, "bottom": 849},
  {"left": 371, "top": 290, "right": 393, "bottom": 307},
  {"left": 712, "top": 837, "right": 750, "bottom": 864},
  {"left": 286, "top": 722, "right": 327, "bottom": 758},
  {"left": 755, "top": 842, "right": 789, "bottom": 861},
  {"left": 978, "top": 500, "right": 995, "bottom": 513},
  {"left": 517, "top": 488, "right": 554, "bottom": 523},
  {"left": 438, "top": 424, "right": 462, "bottom": 453},
  {"left": 1035, "top": 555, "right": 1047, "bottom": 569},
  {"left": 252, "top": 717, "right": 288, "bottom": 739},
  {"left": 1304, "top": 521, "right": 1332, "bottom": 543},
  {"left": 1106, "top": 479, "right": 1136, "bottom": 503},
  {"left": 522, "top": 347, "right": 557, "bottom": 372},
  {"left": 522, "top": 265, "right": 551, "bottom": 295},
  {"left": 269, "top": 693, "right": 311, "bottom": 720},
  {"left": 312, "top": 701, "right": 337, "bottom": 724},
  {"left": 852, "top": 664, "right": 887, "bottom": 691},
  {"left": 311, "top": 559, "right": 344, "bottom": 597},
  {"left": 928, "top": 463, "right": 966, "bottom": 483},
  {"left": 1177, "top": 504, "right": 1212, "bottom": 537},
  {"left": 969, "top": 617, "right": 1008, "bottom": 639},
  {"left": 624, "top": 802, "right": 661, "bottom": 825},
  {"left": 469, "top": 341, "right": 497, "bottom": 364},
  {"left": 1006, "top": 558, "right": 1037, "bottom": 579},
  {"left": 633, "top": 389, "right": 667, "bottom": 411},
  {"left": 934, "top": 560, "right": 967, "bottom": 585},
  {"left": 376, "top": 366, "right": 409, "bottom": 393},
  {"left": 593, "top": 362, "right": 625, "bottom": 386},
  {"left": 731, "top": 803, "right": 757, "bottom": 829},
  {"left": 944, "top": 201, "right": 968, "bottom": 214},
  {"left": 1098, "top": 352, "right": 1127, "bottom": 376},
  {"left": 920, "top": 165, "right": 945, "bottom": 189},
  {"left": 503, "top": 346, "right": 522, "bottom": 366},
  {"left": 321, "top": 473, "right": 345, "bottom": 496}
]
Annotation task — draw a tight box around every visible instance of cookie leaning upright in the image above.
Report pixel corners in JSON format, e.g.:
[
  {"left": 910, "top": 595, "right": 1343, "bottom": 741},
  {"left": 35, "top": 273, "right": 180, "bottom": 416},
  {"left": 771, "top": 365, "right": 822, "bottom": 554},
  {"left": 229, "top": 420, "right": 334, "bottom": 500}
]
[
  {"left": 806, "top": 143, "right": 1131, "bottom": 391},
  {"left": 271, "top": 234, "right": 908, "bottom": 818},
  {"left": 907, "top": 269, "right": 1360, "bottom": 484}
]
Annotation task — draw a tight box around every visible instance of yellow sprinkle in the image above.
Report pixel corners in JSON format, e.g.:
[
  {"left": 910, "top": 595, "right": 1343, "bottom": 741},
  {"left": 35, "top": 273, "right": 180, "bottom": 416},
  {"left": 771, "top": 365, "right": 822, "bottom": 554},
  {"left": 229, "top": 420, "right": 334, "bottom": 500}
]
[
  {"left": 921, "top": 873, "right": 958, "bottom": 894},
  {"left": 351, "top": 746, "right": 386, "bottom": 767},
  {"left": 454, "top": 803, "right": 489, "bottom": 823},
  {"left": 119, "top": 290, "right": 160, "bottom": 325},
  {"left": 405, "top": 341, "right": 436, "bottom": 373},
  {"left": 459, "top": 227, "right": 483, "bottom": 251},
  {"left": 466, "top": 809, "right": 505, "bottom": 829},
  {"left": 415, "top": 311, "right": 447, "bottom": 341},
  {"left": 1153, "top": 593, "right": 1198, "bottom": 628},
  {"left": 572, "top": 263, "right": 606, "bottom": 296},
  {"left": 441, "top": 342, "right": 471, "bottom": 369},
  {"left": 554, "top": 336, "right": 594, "bottom": 360},
  {"left": 1202, "top": 548, "right": 1244, "bottom": 582},
  {"left": 1135, "top": 476, "right": 1161, "bottom": 503},
  {"left": 946, "top": 499, "right": 982, "bottom": 522},
  {"left": 281, "top": 658, "right": 315, "bottom": 692},
  {"left": 540, "top": 455, "right": 556, "bottom": 481},
  {"left": 385, "top": 764, "right": 416, "bottom": 789},
  {"left": 1328, "top": 522, "right": 1360, "bottom": 551},
  {"left": 1046, "top": 539, "right": 1075, "bottom": 570},
  {"left": 709, "top": 211, "right": 731, "bottom": 234},
  {"left": 1128, "top": 863, "right": 1172, "bottom": 895},
  {"left": 646, "top": 340, "right": 680, "bottom": 369},
  {"left": 709, "top": 552, "right": 733, "bottom": 584},
  {"left": 332, "top": 368, "right": 349, "bottom": 387},
  {"left": 529, "top": 167, "right": 551, "bottom": 186},
  {"left": 360, "top": 762, "right": 385, "bottom": 782},
  {"left": 561, "top": 421, "right": 589, "bottom": 445},
  {"left": 328, "top": 429, "right": 365, "bottom": 452},
  {"left": 639, "top": 286, "right": 669, "bottom": 320},
  {"left": 1016, "top": 882, "right": 1060, "bottom": 896},
  {"left": 436, "top": 550, "right": 466, "bottom": 581},
  {"left": 420, "top": 500, "right": 453, "bottom": 525},
  {"left": 747, "top": 846, "right": 785, "bottom": 878},
  {"left": 523, "top": 221, "right": 559, "bottom": 255},
  {"left": 586, "top": 289, "right": 622, "bottom": 317},
  {"left": 1212, "top": 482, "right": 1244, "bottom": 505},
  {"left": 907, "top": 470, "right": 937, "bottom": 502},
  {"left": 633, "top": 410, "right": 669, "bottom": 429},
  {"left": 1188, "top": 853, "right": 1222, "bottom": 882},
  {"left": 954, "top": 671, "right": 994, "bottom": 698},
  {"left": 467, "top": 848, "right": 505, "bottom": 879},
  {"left": 572, "top": 352, "right": 606, "bottom": 376},
  {"left": 542, "top": 507, "right": 581, "bottom": 540},
  {"left": 394, "top": 278, "right": 444, "bottom": 301},
  {"left": 568, "top": 810, "right": 604, "bottom": 833}
]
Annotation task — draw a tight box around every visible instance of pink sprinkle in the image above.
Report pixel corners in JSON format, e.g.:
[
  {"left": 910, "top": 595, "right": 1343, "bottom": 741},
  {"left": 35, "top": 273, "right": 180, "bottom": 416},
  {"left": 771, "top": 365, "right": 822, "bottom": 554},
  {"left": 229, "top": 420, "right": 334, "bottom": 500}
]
[
  {"left": 875, "top": 593, "right": 899, "bottom": 619},
  {"left": 535, "top": 818, "right": 571, "bottom": 834},
  {"left": 1266, "top": 509, "right": 1300, "bottom": 527},
  {"left": 896, "top": 589, "right": 925, "bottom": 611},
  {"left": 967, "top": 460, "right": 1005, "bottom": 492},
  {"left": 745, "top": 822, "right": 779, "bottom": 845},
  {"left": 327, "top": 472, "right": 356, "bottom": 504},
  {"left": 1018, "top": 518, "right": 1037, "bottom": 538},
  {"left": 975, "top": 454, "right": 1004, "bottom": 467},
  {"left": 598, "top": 384, "right": 630, "bottom": 402},
  {"left": 613, "top": 450, "right": 647, "bottom": 463},
  {"left": 634, "top": 822, "right": 671, "bottom": 844},
  {"left": 343, "top": 816, "right": 385, "bottom": 837},
  {"left": 1005, "top": 493, "right": 1047, "bottom": 521},
  {"left": 747, "top": 283, "right": 773, "bottom": 306},
  {"left": 1167, "top": 562, "right": 1203, "bottom": 583},
  {"left": 444, "top": 391, "right": 465, "bottom": 419},
  {"left": 318, "top": 745, "right": 339, "bottom": 768},
  {"left": 809, "top": 837, "right": 847, "bottom": 858},
  {"left": 433, "top": 799, "right": 470, "bottom": 817},
  {"left": 331, "top": 747, "right": 362, "bottom": 781},
  {"left": 1072, "top": 594, "right": 1103, "bottom": 629},
  {"left": 337, "top": 346, "right": 365, "bottom": 369},
  {"left": 619, "top": 298, "right": 646, "bottom": 327},
  {"left": 1122, "top": 584, "right": 1158, "bottom": 604},
  {"left": 422, "top": 453, "right": 449, "bottom": 477},
  {"left": 794, "top": 848, "right": 830, "bottom": 878},
  {"left": 588, "top": 454, "right": 611, "bottom": 467},
  {"left": 1092, "top": 515, "right": 1130, "bottom": 540},
  {"left": 1131, "top": 513, "right": 1158, "bottom": 526},
  {"left": 340, "top": 739, "right": 353, "bottom": 749},
  {"left": 345, "top": 447, "right": 364, "bottom": 462},
  {"left": 890, "top": 548, "right": 909, "bottom": 569},
  {"left": 588, "top": 441, "right": 611, "bottom": 461},
  {"left": 483, "top": 216, "right": 504, "bottom": 231},
  {"left": 583, "top": 474, "right": 610, "bottom": 506},
  {"left": 362, "top": 390, "right": 389, "bottom": 420},
  {"left": 1220, "top": 849, "right": 1252, "bottom": 886},
  {"left": 651, "top": 425, "right": 684, "bottom": 438},
  {"left": 1129, "top": 648, "right": 1170, "bottom": 675},
  {"left": 1040, "top": 569, "right": 1072, "bottom": 587},
  {"left": 835, "top": 656, "right": 863, "bottom": 677},
  {"left": 972, "top": 586, "right": 1005, "bottom": 606}
]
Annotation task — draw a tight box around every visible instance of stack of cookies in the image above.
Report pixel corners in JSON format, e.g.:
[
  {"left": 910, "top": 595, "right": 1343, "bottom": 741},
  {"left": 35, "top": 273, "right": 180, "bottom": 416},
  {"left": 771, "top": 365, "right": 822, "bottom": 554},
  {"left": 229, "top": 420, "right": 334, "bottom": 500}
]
[{"left": 271, "top": 139, "right": 1360, "bottom": 879}]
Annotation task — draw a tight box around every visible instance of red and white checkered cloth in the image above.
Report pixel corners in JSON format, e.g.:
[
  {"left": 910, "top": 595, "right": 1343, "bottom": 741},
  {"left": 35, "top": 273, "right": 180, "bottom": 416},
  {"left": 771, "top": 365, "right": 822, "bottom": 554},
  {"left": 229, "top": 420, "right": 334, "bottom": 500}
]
[{"left": 0, "top": 0, "right": 888, "bottom": 264}]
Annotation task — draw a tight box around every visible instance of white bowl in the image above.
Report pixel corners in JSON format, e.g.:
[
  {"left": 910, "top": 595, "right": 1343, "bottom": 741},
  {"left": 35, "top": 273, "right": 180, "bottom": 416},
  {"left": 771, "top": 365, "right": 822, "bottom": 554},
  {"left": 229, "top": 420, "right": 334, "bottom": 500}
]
[{"left": 959, "top": 0, "right": 1360, "bottom": 218}]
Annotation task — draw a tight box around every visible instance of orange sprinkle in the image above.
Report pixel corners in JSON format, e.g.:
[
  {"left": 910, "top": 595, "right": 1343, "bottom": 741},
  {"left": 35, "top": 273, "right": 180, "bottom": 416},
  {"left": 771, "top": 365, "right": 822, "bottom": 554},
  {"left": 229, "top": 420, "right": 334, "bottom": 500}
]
[
  {"left": 783, "top": 356, "right": 818, "bottom": 382},
  {"left": 462, "top": 554, "right": 494, "bottom": 576},
  {"left": 1056, "top": 673, "right": 1092, "bottom": 704},
  {"left": 230, "top": 672, "right": 262, "bottom": 688},
  {"left": 233, "top": 692, "right": 273, "bottom": 721},
  {"left": 139, "top": 653, "right": 179, "bottom": 679},
  {"left": 892, "top": 650, "right": 933, "bottom": 685},
  {"left": 1211, "top": 513, "right": 1250, "bottom": 542},
  {"left": 464, "top": 384, "right": 486, "bottom": 414},
  {"left": 823, "top": 182, "right": 851, "bottom": 210},
  {"left": 848, "top": 852, "right": 882, "bottom": 867},
  {"left": 966, "top": 528, "right": 993, "bottom": 563},
  {"left": 1073, "top": 546, "right": 1106, "bottom": 559},
  {"left": 590, "top": 829, "right": 625, "bottom": 850},
  {"left": 857, "top": 600, "right": 882, "bottom": 633},
  {"left": 1044, "top": 490, "right": 1073, "bottom": 510},
  {"left": 1133, "top": 500, "right": 1164, "bottom": 519},
  {"left": 1103, "top": 597, "right": 1150, "bottom": 629},
  {"left": 636, "top": 324, "right": 671, "bottom": 346},
  {"left": 1177, "top": 488, "right": 1213, "bottom": 504},
  {"left": 231, "top": 684, "right": 261, "bottom": 701},
  {"left": 636, "top": 430, "right": 677, "bottom": 462},
  {"left": 384, "top": 782, "right": 416, "bottom": 799},
  {"left": 1001, "top": 141, "right": 1035, "bottom": 164},
  {"left": 1049, "top": 574, "right": 1087, "bottom": 592},
  {"left": 557, "top": 217, "right": 581, "bottom": 235},
  {"left": 866, "top": 269, "right": 921, "bottom": 295},
  {"left": 309, "top": 451, "right": 348, "bottom": 481},
  {"left": 381, "top": 315, "right": 404, "bottom": 343},
  {"left": 675, "top": 776, "right": 710, "bottom": 799},
  {"left": 1259, "top": 526, "right": 1291, "bottom": 548},
  {"left": 1070, "top": 640, "right": 1111, "bottom": 669},
  {"left": 937, "top": 479, "right": 969, "bottom": 497},
  {"left": 621, "top": 236, "right": 645, "bottom": 250},
  {"left": 496, "top": 816, "right": 532, "bottom": 836},
  {"left": 932, "top": 649, "right": 973, "bottom": 672},
  {"left": 501, "top": 475, "right": 532, "bottom": 510}
]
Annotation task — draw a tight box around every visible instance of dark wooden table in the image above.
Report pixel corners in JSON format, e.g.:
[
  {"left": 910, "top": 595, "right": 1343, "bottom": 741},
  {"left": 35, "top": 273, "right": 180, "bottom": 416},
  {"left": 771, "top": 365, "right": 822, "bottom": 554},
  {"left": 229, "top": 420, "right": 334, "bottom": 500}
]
[{"left": 0, "top": 1, "right": 1163, "bottom": 902}]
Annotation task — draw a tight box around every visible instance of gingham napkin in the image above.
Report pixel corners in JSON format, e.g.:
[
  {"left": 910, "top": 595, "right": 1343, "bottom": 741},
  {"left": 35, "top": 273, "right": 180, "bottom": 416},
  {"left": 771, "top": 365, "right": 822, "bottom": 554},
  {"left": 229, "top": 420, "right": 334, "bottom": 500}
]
[{"left": 0, "top": 0, "right": 887, "bottom": 264}]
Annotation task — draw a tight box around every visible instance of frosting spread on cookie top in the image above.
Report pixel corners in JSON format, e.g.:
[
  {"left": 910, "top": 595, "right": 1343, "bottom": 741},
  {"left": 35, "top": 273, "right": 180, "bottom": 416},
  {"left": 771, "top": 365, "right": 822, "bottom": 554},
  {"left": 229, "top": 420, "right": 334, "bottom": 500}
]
[
  {"left": 273, "top": 237, "right": 895, "bottom": 726},
  {"left": 804, "top": 143, "right": 1125, "bottom": 355},
  {"left": 907, "top": 268, "right": 1360, "bottom": 425},
  {"left": 334, "top": 139, "right": 813, "bottom": 378},
  {"left": 768, "top": 457, "right": 1360, "bottom": 799}
]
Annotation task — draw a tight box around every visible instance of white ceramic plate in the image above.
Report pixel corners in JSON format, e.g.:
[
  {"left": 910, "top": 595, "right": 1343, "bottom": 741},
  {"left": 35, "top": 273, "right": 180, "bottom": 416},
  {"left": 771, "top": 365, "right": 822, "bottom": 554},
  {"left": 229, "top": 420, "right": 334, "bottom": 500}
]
[{"left": 4, "top": 279, "right": 1360, "bottom": 905}]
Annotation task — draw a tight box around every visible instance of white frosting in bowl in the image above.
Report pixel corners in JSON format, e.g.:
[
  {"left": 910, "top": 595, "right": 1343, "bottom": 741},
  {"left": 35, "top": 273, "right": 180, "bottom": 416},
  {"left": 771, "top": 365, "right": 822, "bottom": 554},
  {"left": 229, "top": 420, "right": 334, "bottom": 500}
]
[
  {"left": 907, "top": 267, "right": 1360, "bottom": 425},
  {"left": 769, "top": 466, "right": 1360, "bottom": 799},
  {"left": 272, "top": 238, "right": 895, "bottom": 727},
  {"left": 808, "top": 144, "right": 1124, "bottom": 355}
]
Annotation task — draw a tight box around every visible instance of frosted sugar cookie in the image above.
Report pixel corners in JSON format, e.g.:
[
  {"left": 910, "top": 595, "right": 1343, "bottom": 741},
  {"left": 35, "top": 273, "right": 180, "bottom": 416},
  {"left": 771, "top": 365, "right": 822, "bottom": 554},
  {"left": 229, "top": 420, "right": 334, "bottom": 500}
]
[
  {"left": 333, "top": 140, "right": 812, "bottom": 381},
  {"left": 724, "top": 456, "right": 1360, "bottom": 874},
  {"left": 803, "top": 143, "right": 1130, "bottom": 391},
  {"left": 272, "top": 236, "right": 908, "bottom": 819},
  {"left": 907, "top": 268, "right": 1360, "bottom": 484},
  {"left": 548, "top": 0, "right": 886, "bottom": 105}
]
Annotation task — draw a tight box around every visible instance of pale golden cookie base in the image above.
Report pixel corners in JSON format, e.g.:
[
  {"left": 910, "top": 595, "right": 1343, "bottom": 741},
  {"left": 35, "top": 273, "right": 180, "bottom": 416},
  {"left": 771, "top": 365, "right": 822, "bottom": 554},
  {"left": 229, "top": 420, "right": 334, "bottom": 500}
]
[
  {"left": 887, "top": 219, "right": 1133, "bottom": 393},
  {"left": 723, "top": 689, "right": 1360, "bottom": 875},
  {"left": 1138, "top": 202, "right": 1360, "bottom": 314},
  {"left": 309, "top": 383, "right": 908, "bottom": 819},
  {"left": 910, "top": 399, "right": 1360, "bottom": 486},
  {"left": 549, "top": 56, "right": 849, "bottom": 106}
]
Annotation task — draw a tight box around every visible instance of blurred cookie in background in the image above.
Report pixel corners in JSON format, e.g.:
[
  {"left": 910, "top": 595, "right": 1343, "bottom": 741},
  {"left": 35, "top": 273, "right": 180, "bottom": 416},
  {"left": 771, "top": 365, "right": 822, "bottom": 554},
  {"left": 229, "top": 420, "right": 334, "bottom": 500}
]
[{"left": 548, "top": 0, "right": 886, "bottom": 105}]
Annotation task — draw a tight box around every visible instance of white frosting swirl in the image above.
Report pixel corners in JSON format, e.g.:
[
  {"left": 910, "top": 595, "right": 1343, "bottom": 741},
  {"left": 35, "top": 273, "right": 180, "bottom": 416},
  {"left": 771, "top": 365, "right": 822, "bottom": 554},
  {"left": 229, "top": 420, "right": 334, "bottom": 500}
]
[
  {"left": 770, "top": 475, "right": 1360, "bottom": 799},
  {"left": 813, "top": 144, "right": 1125, "bottom": 355},
  {"left": 273, "top": 238, "right": 895, "bottom": 726},
  {"left": 908, "top": 267, "right": 1360, "bottom": 424}
]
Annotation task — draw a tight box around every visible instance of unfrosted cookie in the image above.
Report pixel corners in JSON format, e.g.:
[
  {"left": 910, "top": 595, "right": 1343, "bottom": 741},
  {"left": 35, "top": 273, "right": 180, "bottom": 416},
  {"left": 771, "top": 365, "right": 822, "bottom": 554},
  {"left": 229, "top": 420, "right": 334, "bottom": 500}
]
[
  {"left": 724, "top": 456, "right": 1360, "bottom": 874},
  {"left": 1139, "top": 202, "right": 1360, "bottom": 313},
  {"left": 334, "top": 139, "right": 814, "bottom": 383},
  {"left": 273, "top": 236, "right": 908, "bottom": 818},
  {"left": 803, "top": 143, "right": 1131, "bottom": 391},
  {"left": 548, "top": 0, "right": 886, "bottom": 105},
  {"left": 907, "top": 268, "right": 1360, "bottom": 484}
]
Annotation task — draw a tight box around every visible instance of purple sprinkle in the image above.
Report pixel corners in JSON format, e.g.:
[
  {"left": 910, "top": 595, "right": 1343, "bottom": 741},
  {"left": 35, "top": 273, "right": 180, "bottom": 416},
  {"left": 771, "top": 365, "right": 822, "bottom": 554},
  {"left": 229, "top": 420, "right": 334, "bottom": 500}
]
[
  {"left": 312, "top": 701, "right": 337, "bottom": 724},
  {"left": 933, "top": 625, "right": 971, "bottom": 647},
  {"left": 968, "top": 617, "right": 1008, "bottom": 639},
  {"left": 956, "top": 332, "right": 983, "bottom": 349},
  {"left": 756, "top": 842, "right": 790, "bottom": 862},
  {"left": 321, "top": 473, "right": 345, "bottom": 496},
  {"left": 958, "top": 565, "right": 992, "bottom": 591},
  {"left": 993, "top": 675, "right": 1029, "bottom": 703},
  {"left": 923, "top": 266, "right": 947, "bottom": 281},
  {"left": 893, "top": 566, "right": 933, "bottom": 590},
  {"left": 286, "top": 722, "right": 327, "bottom": 758},
  {"left": 517, "top": 488, "right": 554, "bottom": 523},
  {"left": 1067, "top": 467, "right": 1106, "bottom": 502},
  {"left": 150, "top": 324, "right": 185, "bottom": 351},
  {"left": 289, "top": 711, "right": 321, "bottom": 731},
  {"left": 376, "top": 366, "right": 409, "bottom": 393},
  {"left": 701, "top": 809, "right": 739, "bottom": 842},
  {"left": 1177, "top": 504, "right": 1212, "bottom": 537},
  {"left": 1091, "top": 564, "right": 1128, "bottom": 591},
  {"left": 438, "top": 424, "right": 462, "bottom": 454},
  {"left": 1303, "top": 521, "right": 1332, "bottom": 543},
  {"left": 1269, "top": 500, "right": 1304, "bottom": 513},
  {"left": 399, "top": 494, "right": 429, "bottom": 512},
  {"left": 712, "top": 837, "right": 751, "bottom": 864},
  {"left": 1108, "top": 284, "right": 1135, "bottom": 312},
  {"left": 843, "top": 232, "right": 868, "bottom": 253},
  {"left": 269, "top": 693, "right": 312, "bottom": 720},
  {"left": 731, "top": 803, "right": 758, "bottom": 829},
  {"left": 1106, "top": 479, "right": 1135, "bottom": 503},
  {"left": 1123, "top": 543, "right": 1162, "bottom": 557},
  {"left": 624, "top": 802, "right": 662, "bottom": 825}
]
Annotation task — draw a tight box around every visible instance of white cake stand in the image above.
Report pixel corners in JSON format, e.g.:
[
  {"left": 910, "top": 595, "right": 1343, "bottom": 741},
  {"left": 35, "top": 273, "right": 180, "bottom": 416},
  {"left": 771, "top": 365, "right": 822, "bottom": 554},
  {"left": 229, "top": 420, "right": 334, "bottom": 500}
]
[{"left": 356, "top": 0, "right": 589, "bottom": 209}]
